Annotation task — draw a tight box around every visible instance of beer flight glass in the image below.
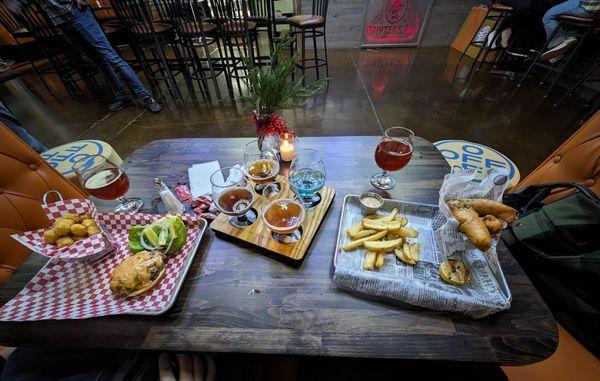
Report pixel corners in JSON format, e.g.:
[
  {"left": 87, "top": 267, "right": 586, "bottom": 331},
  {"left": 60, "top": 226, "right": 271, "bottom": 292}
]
[
  {"left": 370, "top": 127, "right": 414, "bottom": 190},
  {"left": 210, "top": 166, "right": 257, "bottom": 228},
  {"left": 289, "top": 149, "right": 326, "bottom": 208},
  {"left": 72, "top": 154, "right": 143, "bottom": 213},
  {"left": 242, "top": 139, "right": 280, "bottom": 197}
]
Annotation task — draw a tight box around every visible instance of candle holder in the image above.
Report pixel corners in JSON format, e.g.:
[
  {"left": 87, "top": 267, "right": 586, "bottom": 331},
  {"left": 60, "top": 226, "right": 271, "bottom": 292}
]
[{"left": 279, "top": 133, "right": 297, "bottom": 162}]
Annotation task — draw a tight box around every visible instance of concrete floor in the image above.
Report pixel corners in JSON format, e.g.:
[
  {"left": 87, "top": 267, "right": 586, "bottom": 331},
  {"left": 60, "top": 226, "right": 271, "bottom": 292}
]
[{"left": 1, "top": 46, "right": 591, "bottom": 176}]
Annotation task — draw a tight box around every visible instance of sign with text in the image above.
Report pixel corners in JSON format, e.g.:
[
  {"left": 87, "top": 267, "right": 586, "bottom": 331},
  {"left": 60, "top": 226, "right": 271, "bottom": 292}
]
[{"left": 361, "top": 0, "right": 434, "bottom": 48}]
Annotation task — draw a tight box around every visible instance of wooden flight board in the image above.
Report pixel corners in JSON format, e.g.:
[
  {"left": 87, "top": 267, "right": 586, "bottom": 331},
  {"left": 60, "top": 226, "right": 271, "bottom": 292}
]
[{"left": 210, "top": 175, "right": 335, "bottom": 265}]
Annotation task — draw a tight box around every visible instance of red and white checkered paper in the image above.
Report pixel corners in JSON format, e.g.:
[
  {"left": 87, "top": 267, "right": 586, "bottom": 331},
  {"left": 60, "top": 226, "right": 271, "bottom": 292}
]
[
  {"left": 10, "top": 198, "right": 111, "bottom": 261},
  {"left": 0, "top": 213, "right": 206, "bottom": 321}
]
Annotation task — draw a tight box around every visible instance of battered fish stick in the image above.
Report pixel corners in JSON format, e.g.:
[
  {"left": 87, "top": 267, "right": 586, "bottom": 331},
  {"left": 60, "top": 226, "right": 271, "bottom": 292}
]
[
  {"left": 449, "top": 206, "right": 492, "bottom": 252},
  {"left": 459, "top": 198, "right": 517, "bottom": 224},
  {"left": 482, "top": 215, "right": 503, "bottom": 235}
]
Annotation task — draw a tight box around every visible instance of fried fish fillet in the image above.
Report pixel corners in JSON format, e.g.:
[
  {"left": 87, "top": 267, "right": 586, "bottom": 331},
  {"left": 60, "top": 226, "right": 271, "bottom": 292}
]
[{"left": 455, "top": 198, "right": 517, "bottom": 224}]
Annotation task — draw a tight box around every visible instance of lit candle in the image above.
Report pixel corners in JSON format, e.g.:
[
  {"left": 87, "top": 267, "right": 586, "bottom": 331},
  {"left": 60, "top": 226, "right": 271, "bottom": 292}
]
[{"left": 279, "top": 133, "right": 295, "bottom": 162}]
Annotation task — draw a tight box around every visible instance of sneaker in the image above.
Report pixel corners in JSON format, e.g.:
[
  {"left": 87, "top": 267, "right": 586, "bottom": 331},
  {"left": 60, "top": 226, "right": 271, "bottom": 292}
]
[
  {"left": 109, "top": 98, "right": 133, "bottom": 112},
  {"left": 540, "top": 36, "right": 577, "bottom": 62},
  {"left": 139, "top": 96, "right": 162, "bottom": 113},
  {"left": 549, "top": 54, "right": 565, "bottom": 64}
]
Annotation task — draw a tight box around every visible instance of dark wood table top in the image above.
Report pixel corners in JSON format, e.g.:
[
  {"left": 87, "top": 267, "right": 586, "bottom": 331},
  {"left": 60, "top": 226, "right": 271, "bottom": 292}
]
[{"left": 0, "top": 136, "right": 557, "bottom": 365}]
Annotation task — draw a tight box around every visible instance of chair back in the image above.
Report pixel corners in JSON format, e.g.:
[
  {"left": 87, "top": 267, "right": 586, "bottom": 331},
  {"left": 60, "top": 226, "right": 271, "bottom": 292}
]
[
  {"left": 110, "top": 0, "right": 157, "bottom": 40},
  {"left": 512, "top": 111, "right": 600, "bottom": 202},
  {"left": 248, "top": 0, "right": 274, "bottom": 21},
  {"left": 311, "top": 0, "right": 329, "bottom": 18},
  {"left": 209, "top": 0, "right": 251, "bottom": 37},
  {"left": 162, "top": 0, "right": 210, "bottom": 39},
  {"left": 0, "top": 2, "right": 22, "bottom": 34},
  {"left": 0, "top": 123, "right": 87, "bottom": 284}
]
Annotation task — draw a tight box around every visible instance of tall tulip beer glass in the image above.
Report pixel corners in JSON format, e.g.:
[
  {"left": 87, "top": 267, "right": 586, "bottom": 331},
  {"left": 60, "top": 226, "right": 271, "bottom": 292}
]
[
  {"left": 72, "top": 154, "right": 143, "bottom": 213},
  {"left": 211, "top": 166, "right": 257, "bottom": 228},
  {"left": 370, "top": 127, "right": 414, "bottom": 190},
  {"left": 289, "top": 149, "right": 326, "bottom": 208}
]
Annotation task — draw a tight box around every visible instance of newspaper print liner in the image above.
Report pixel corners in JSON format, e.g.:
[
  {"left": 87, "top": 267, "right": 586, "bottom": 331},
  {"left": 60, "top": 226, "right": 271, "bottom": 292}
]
[{"left": 333, "top": 192, "right": 511, "bottom": 318}]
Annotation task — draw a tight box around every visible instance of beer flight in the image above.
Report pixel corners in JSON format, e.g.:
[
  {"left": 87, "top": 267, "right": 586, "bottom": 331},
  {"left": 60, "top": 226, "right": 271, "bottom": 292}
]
[{"left": 71, "top": 127, "right": 415, "bottom": 245}]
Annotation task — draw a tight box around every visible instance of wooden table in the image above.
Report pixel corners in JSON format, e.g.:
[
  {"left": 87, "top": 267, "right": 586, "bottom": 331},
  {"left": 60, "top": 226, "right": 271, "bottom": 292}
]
[{"left": 0, "top": 136, "right": 558, "bottom": 365}]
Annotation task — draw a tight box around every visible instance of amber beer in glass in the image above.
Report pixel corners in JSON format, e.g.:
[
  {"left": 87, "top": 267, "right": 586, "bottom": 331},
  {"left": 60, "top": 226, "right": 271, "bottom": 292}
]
[
  {"left": 84, "top": 168, "right": 130, "bottom": 200},
  {"left": 371, "top": 127, "right": 414, "bottom": 190},
  {"left": 72, "top": 155, "right": 144, "bottom": 213}
]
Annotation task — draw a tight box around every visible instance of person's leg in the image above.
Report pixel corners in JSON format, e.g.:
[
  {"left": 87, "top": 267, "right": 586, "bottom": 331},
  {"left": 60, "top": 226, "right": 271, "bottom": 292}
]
[
  {"left": 542, "top": 0, "right": 589, "bottom": 45},
  {"left": 0, "top": 101, "right": 47, "bottom": 154},
  {"left": 61, "top": 8, "right": 130, "bottom": 103},
  {"left": 61, "top": 7, "right": 161, "bottom": 112}
]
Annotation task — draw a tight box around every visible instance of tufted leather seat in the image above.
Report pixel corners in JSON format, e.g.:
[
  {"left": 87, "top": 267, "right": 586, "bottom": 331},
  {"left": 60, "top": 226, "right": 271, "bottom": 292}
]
[
  {"left": 0, "top": 123, "right": 86, "bottom": 284},
  {"left": 502, "top": 110, "right": 600, "bottom": 379},
  {"left": 511, "top": 110, "right": 599, "bottom": 202}
]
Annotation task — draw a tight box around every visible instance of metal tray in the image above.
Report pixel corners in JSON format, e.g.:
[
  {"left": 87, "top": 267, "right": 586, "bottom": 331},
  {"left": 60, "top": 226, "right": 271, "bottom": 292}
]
[
  {"left": 333, "top": 195, "right": 511, "bottom": 312},
  {"left": 138, "top": 217, "right": 207, "bottom": 316}
]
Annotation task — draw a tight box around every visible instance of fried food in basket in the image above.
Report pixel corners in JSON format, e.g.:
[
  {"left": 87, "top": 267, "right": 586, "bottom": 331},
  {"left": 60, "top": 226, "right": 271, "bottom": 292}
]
[
  {"left": 43, "top": 213, "right": 101, "bottom": 247},
  {"left": 110, "top": 251, "right": 166, "bottom": 297},
  {"left": 447, "top": 199, "right": 517, "bottom": 251},
  {"left": 482, "top": 215, "right": 503, "bottom": 235},
  {"left": 344, "top": 208, "right": 421, "bottom": 271}
]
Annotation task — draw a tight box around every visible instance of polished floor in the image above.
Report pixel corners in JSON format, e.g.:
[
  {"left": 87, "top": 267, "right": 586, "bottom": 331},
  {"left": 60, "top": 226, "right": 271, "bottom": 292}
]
[{"left": 1, "top": 47, "right": 592, "bottom": 176}]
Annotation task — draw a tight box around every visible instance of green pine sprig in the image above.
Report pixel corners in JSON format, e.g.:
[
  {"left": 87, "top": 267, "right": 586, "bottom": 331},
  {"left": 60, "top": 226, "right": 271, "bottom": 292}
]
[{"left": 244, "top": 36, "right": 331, "bottom": 115}]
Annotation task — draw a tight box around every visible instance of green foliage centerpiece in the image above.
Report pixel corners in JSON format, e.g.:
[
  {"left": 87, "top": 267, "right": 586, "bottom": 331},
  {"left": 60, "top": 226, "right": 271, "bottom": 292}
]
[{"left": 245, "top": 37, "right": 330, "bottom": 140}]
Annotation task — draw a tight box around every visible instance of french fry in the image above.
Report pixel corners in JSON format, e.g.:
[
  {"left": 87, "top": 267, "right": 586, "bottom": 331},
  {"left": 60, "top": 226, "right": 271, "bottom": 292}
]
[
  {"left": 390, "top": 227, "right": 419, "bottom": 238},
  {"left": 362, "top": 219, "right": 403, "bottom": 231},
  {"left": 384, "top": 208, "right": 398, "bottom": 222},
  {"left": 363, "top": 251, "right": 377, "bottom": 270},
  {"left": 409, "top": 243, "right": 421, "bottom": 262},
  {"left": 364, "top": 213, "right": 385, "bottom": 220},
  {"left": 346, "top": 222, "right": 363, "bottom": 237},
  {"left": 395, "top": 243, "right": 417, "bottom": 265},
  {"left": 364, "top": 238, "right": 402, "bottom": 252},
  {"left": 341, "top": 230, "right": 387, "bottom": 251},
  {"left": 350, "top": 229, "right": 377, "bottom": 239},
  {"left": 386, "top": 231, "right": 399, "bottom": 241},
  {"left": 394, "top": 216, "right": 408, "bottom": 227},
  {"left": 375, "top": 252, "right": 385, "bottom": 269}
]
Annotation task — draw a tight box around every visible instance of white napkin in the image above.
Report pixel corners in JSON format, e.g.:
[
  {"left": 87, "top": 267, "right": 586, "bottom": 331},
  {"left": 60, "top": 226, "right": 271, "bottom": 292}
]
[{"left": 188, "top": 161, "right": 221, "bottom": 198}]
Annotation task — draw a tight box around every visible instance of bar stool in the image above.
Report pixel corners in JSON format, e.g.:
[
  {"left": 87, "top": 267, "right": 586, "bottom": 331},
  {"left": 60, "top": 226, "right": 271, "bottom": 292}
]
[
  {"left": 248, "top": 0, "right": 276, "bottom": 65},
  {"left": 163, "top": 0, "right": 226, "bottom": 102},
  {"left": 209, "top": 0, "right": 258, "bottom": 98},
  {"left": 287, "top": 0, "right": 329, "bottom": 82},
  {"left": 111, "top": 0, "right": 186, "bottom": 104},
  {"left": 0, "top": 2, "right": 57, "bottom": 99},
  {"left": 454, "top": 3, "right": 513, "bottom": 82},
  {"left": 16, "top": 2, "right": 101, "bottom": 100},
  {"left": 517, "top": 14, "right": 599, "bottom": 98}
]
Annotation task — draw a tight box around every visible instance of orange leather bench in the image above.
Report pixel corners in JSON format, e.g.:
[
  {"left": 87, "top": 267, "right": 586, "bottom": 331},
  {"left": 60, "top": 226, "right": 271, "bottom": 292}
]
[
  {"left": 502, "top": 110, "right": 600, "bottom": 380},
  {"left": 0, "top": 123, "right": 85, "bottom": 284}
]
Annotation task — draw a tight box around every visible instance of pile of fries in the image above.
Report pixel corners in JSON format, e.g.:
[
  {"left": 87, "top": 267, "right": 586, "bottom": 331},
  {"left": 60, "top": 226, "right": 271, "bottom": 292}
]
[{"left": 342, "top": 208, "right": 421, "bottom": 270}]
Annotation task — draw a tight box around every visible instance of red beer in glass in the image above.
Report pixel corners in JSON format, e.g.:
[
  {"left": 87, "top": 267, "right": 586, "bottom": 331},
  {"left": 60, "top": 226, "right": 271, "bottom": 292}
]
[
  {"left": 72, "top": 155, "right": 143, "bottom": 213},
  {"left": 371, "top": 127, "right": 414, "bottom": 190},
  {"left": 84, "top": 168, "right": 131, "bottom": 200}
]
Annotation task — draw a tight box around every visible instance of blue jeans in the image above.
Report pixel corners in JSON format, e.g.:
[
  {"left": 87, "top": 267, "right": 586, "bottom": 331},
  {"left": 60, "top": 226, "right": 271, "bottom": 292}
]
[
  {"left": 0, "top": 100, "right": 47, "bottom": 153},
  {"left": 60, "top": 7, "right": 149, "bottom": 101},
  {"left": 542, "top": 0, "right": 591, "bottom": 45}
]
